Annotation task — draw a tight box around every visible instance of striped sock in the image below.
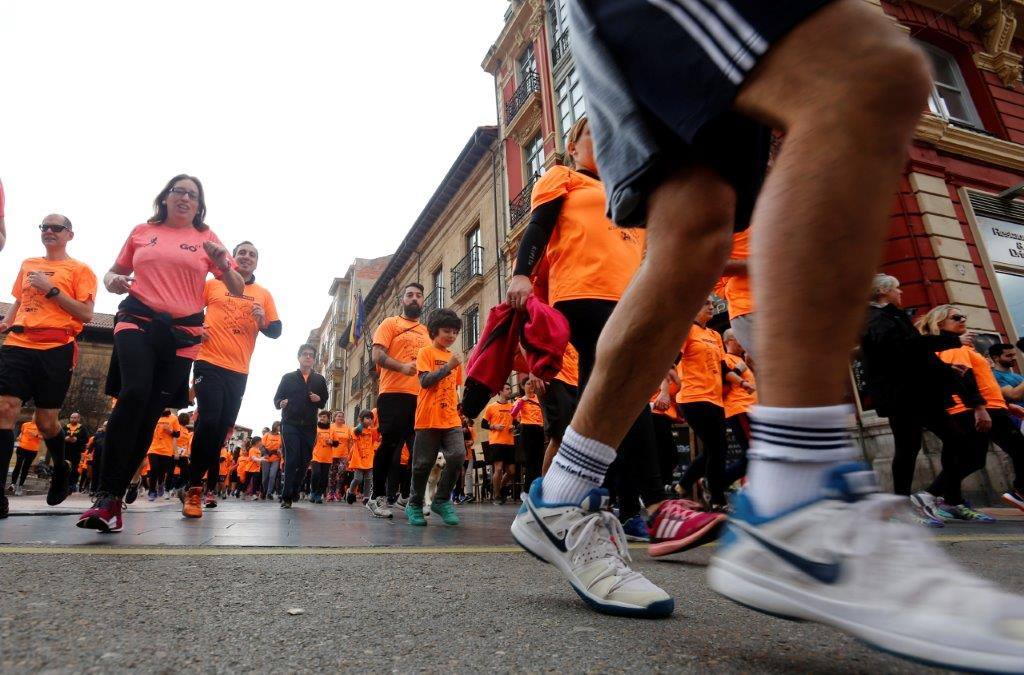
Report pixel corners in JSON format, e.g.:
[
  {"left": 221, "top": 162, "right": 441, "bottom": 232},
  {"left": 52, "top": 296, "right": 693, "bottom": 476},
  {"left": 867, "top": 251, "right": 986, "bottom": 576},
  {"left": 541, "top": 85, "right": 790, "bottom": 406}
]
[
  {"left": 540, "top": 426, "right": 616, "bottom": 505},
  {"left": 746, "top": 404, "right": 859, "bottom": 516}
]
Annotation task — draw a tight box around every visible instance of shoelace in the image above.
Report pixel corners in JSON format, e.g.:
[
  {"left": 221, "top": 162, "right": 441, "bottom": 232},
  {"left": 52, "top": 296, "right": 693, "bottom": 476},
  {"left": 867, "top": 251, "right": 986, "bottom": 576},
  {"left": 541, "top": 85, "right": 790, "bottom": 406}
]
[{"left": 564, "top": 510, "right": 644, "bottom": 594}]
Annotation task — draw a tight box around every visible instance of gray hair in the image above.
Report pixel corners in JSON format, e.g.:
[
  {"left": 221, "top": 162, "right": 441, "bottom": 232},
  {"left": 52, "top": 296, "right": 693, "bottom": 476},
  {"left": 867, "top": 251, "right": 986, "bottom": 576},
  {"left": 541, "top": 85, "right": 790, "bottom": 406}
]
[
  {"left": 723, "top": 328, "right": 736, "bottom": 342},
  {"left": 871, "top": 274, "right": 899, "bottom": 301}
]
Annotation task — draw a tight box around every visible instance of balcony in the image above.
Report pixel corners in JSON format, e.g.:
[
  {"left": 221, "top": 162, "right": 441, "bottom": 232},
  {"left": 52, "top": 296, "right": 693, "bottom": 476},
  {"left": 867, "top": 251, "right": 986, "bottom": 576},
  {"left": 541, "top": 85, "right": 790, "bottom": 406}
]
[
  {"left": 451, "top": 246, "right": 485, "bottom": 299},
  {"left": 509, "top": 176, "right": 536, "bottom": 225},
  {"left": 551, "top": 30, "right": 570, "bottom": 67},
  {"left": 350, "top": 370, "right": 364, "bottom": 395},
  {"left": 423, "top": 286, "right": 445, "bottom": 314},
  {"left": 503, "top": 72, "right": 541, "bottom": 143}
]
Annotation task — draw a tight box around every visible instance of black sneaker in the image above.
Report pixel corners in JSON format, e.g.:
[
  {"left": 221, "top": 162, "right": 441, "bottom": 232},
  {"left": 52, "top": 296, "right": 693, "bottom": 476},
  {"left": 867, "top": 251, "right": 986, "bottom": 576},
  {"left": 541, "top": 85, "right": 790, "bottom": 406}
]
[
  {"left": 0, "top": 494, "right": 8, "bottom": 519},
  {"left": 281, "top": 499, "right": 292, "bottom": 509},
  {"left": 124, "top": 483, "right": 139, "bottom": 505},
  {"left": 46, "top": 461, "right": 72, "bottom": 506},
  {"left": 345, "top": 491, "right": 356, "bottom": 505}
]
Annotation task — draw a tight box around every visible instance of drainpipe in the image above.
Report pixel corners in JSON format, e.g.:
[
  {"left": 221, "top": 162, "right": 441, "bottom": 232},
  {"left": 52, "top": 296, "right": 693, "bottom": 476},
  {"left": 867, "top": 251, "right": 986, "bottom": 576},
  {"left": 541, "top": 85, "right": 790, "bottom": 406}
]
[{"left": 492, "top": 72, "right": 508, "bottom": 304}]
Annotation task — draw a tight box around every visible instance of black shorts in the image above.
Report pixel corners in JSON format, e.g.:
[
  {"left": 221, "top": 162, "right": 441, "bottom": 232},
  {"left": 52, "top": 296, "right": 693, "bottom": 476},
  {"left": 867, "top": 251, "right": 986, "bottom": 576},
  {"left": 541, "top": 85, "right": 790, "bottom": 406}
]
[
  {"left": 571, "top": 0, "right": 835, "bottom": 228},
  {"left": 541, "top": 379, "right": 578, "bottom": 441},
  {"left": 486, "top": 443, "right": 516, "bottom": 465},
  {"left": 0, "top": 342, "right": 75, "bottom": 409}
]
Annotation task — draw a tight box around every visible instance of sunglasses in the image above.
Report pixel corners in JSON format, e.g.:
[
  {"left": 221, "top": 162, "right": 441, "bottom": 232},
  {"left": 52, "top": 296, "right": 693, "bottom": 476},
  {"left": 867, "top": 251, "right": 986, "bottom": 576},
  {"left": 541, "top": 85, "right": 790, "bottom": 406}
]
[
  {"left": 39, "top": 223, "right": 69, "bottom": 233},
  {"left": 949, "top": 314, "right": 968, "bottom": 322},
  {"left": 168, "top": 186, "right": 200, "bottom": 201}
]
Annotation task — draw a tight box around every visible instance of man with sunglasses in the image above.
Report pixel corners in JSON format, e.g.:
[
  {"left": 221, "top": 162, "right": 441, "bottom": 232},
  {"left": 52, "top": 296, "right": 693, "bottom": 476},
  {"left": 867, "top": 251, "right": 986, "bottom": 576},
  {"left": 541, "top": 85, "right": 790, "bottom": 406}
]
[{"left": 0, "top": 214, "right": 97, "bottom": 517}]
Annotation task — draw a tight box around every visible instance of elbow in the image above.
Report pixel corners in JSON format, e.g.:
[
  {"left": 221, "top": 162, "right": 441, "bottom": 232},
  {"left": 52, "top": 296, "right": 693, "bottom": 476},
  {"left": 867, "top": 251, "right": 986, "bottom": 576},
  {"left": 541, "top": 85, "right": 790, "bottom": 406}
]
[{"left": 262, "top": 320, "right": 283, "bottom": 339}]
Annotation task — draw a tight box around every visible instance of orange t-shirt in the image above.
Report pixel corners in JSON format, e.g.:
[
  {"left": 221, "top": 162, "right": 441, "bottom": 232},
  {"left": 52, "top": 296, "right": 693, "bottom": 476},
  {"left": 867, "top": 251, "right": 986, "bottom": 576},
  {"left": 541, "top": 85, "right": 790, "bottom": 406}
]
[
  {"left": 16, "top": 420, "right": 42, "bottom": 451},
  {"left": 415, "top": 345, "right": 463, "bottom": 430},
  {"left": 939, "top": 346, "right": 1008, "bottom": 414},
  {"left": 177, "top": 428, "right": 193, "bottom": 458},
  {"left": 514, "top": 395, "right": 544, "bottom": 426},
  {"left": 372, "top": 316, "right": 430, "bottom": 395},
  {"left": 554, "top": 343, "right": 579, "bottom": 387},
  {"left": 651, "top": 380, "right": 681, "bottom": 421},
  {"left": 6, "top": 257, "right": 97, "bottom": 350},
  {"left": 530, "top": 165, "right": 645, "bottom": 305},
  {"left": 400, "top": 442, "right": 410, "bottom": 466},
  {"left": 148, "top": 414, "right": 181, "bottom": 457},
  {"left": 219, "top": 448, "right": 232, "bottom": 477},
  {"left": 483, "top": 401, "right": 515, "bottom": 445},
  {"left": 261, "top": 433, "right": 282, "bottom": 461},
  {"left": 722, "top": 229, "right": 753, "bottom": 321},
  {"left": 312, "top": 426, "right": 334, "bottom": 464},
  {"left": 197, "top": 278, "right": 279, "bottom": 375},
  {"left": 349, "top": 426, "right": 379, "bottom": 470},
  {"left": 677, "top": 324, "right": 726, "bottom": 407},
  {"left": 331, "top": 424, "right": 353, "bottom": 461},
  {"left": 723, "top": 353, "right": 757, "bottom": 418}
]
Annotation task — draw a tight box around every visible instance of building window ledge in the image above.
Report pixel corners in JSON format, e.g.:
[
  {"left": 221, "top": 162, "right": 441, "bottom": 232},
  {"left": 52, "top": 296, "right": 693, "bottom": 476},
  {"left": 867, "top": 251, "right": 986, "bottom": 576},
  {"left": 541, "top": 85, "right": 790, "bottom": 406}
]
[{"left": 915, "top": 113, "right": 1024, "bottom": 171}]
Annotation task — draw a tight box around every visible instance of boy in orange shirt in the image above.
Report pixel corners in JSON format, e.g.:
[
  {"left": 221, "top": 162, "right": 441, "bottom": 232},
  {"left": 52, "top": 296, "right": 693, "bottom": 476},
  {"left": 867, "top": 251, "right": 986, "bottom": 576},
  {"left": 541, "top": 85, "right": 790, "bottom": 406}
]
[
  {"left": 328, "top": 411, "right": 353, "bottom": 501},
  {"left": 405, "top": 309, "right": 464, "bottom": 526},
  {"left": 346, "top": 410, "right": 379, "bottom": 505},
  {"left": 146, "top": 410, "right": 180, "bottom": 501},
  {"left": 309, "top": 411, "right": 334, "bottom": 503},
  {"left": 8, "top": 419, "right": 43, "bottom": 496}
]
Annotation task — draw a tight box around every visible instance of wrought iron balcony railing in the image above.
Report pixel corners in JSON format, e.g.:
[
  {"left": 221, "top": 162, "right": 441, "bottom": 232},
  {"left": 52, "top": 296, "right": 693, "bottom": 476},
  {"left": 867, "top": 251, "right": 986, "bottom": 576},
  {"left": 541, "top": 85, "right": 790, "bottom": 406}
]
[
  {"left": 350, "top": 370, "right": 364, "bottom": 395},
  {"left": 451, "top": 246, "right": 485, "bottom": 298},
  {"left": 423, "top": 287, "right": 445, "bottom": 314},
  {"left": 505, "top": 72, "right": 540, "bottom": 124},
  {"left": 509, "top": 176, "right": 537, "bottom": 225},
  {"left": 552, "top": 30, "right": 570, "bottom": 67}
]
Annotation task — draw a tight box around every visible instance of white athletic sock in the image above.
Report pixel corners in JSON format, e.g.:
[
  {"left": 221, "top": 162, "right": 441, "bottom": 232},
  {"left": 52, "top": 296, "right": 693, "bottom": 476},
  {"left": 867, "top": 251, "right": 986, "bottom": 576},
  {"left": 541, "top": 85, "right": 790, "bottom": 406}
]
[
  {"left": 746, "top": 404, "right": 859, "bottom": 516},
  {"left": 541, "top": 426, "right": 616, "bottom": 505}
]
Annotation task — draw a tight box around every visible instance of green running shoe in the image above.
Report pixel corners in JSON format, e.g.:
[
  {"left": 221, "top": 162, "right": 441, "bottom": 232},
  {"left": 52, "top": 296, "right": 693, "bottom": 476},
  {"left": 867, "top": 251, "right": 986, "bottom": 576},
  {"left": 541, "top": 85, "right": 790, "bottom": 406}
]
[
  {"left": 945, "top": 504, "right": 996, "bottom": 523},
  {"left": 406, "top": 502, "right": 427, "bottom": 526},
  {"left": 430, "top": 499, "right": 459, "bottom": 526}
]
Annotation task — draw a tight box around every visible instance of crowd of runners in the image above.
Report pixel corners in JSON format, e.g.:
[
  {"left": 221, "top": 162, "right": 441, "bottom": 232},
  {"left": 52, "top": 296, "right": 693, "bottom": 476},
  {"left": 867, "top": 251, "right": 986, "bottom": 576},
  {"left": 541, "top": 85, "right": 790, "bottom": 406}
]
[{"left": 2, "top": 0, "right": 1024, "bottom": 670}]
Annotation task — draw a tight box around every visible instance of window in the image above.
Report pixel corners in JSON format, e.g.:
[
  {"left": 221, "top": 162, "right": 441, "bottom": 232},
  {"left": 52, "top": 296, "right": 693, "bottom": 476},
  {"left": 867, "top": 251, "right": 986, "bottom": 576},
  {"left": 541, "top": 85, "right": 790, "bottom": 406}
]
[
  {"left": 557, "top": 69, "right": 586, "bottom": 144},
  {"left": 549, "top": 0, "right": 569, "bottom": 36},
  {"left": 517, "top": 43, "right": 537, "bottom": 82},
  {"left": 463, "top": 305, "right": 480, "bottom": 352},
  {"left": 433, "top": 267, "right": 443, "bottom": 294},
  {"left": 524, "top": 134, "right": 545, "bottom": 182},
  {"left": 976, "top": 212, "right": 1024, "bottom": 340},
  {"left": 426, "top": 267, "right": 444, "bottom": 311},
  {"left": 918, "top": 42, "right": 983, "bottom": 129},
  {"left": 466, "top": 226, "right": 482, "bottom": 275}
]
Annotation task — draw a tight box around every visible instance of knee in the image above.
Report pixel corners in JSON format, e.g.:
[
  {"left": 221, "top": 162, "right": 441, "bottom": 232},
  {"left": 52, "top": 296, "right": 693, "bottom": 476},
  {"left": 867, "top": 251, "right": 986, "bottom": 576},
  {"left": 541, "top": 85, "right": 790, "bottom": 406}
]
[
  {"left": 849, "top": 42, "right": 932, "bottom": 127},
  {"left": 0, "top": 396, "right": 20, "bottom": 428},
  {"left": 35, "top": 415, "right": 60, "bottom": 438}
]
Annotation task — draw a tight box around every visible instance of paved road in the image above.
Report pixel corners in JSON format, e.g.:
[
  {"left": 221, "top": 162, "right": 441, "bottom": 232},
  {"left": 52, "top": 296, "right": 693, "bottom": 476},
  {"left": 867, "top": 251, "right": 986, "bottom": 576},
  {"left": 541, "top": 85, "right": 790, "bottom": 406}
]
[{"left": 1, "top": 496, "right": 1022, "bottom": 673}]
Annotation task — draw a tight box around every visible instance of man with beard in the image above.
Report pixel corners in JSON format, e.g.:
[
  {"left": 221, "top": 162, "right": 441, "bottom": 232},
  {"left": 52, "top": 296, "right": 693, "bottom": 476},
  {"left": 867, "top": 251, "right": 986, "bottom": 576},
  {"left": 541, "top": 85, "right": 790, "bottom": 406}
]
[{"left": 366, "top": 283, "right": 429, "bottom": 518}]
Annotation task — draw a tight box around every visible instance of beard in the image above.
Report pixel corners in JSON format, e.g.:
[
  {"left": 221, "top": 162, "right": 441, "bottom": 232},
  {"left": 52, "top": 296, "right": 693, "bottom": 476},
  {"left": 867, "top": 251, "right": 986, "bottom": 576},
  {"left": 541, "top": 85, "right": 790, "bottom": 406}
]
[
  {"left": 317, "top": 422, "right": 330, "bottom": 429},
  {"left": 403, "top": 303, "right": 423, "bottom": 319}
]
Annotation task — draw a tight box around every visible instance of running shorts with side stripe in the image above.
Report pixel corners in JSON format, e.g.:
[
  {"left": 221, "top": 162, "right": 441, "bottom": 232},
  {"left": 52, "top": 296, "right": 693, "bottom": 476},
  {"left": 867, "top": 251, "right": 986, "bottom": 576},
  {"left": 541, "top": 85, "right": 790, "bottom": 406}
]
[{"left": 569, "top": 0, "right": 836, "bottom": 228}]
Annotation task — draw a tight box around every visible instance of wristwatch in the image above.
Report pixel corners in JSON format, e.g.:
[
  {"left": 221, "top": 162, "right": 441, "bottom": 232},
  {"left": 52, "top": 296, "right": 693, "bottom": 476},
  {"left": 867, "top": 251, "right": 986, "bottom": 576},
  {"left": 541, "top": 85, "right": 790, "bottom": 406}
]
[{"left": 45, "top": 287, "right": 61, "bottom": 299}]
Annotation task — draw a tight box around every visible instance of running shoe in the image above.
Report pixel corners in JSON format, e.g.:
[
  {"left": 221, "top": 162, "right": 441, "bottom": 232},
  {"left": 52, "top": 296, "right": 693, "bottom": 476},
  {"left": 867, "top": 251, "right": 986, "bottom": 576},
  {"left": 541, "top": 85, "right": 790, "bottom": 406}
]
[
  {"left": 182, "top": 487, "right": 203, "bottom": 519},
  {"left": 430, "top": 500, "right": 459, "bottom": 526},
  {"left": 395, "top": 496, "right": 409, "bottom": 508},
  {"left": 909, "top": 491, "right": 944, "bottom": 527},
  {"left": 708, "top": 462, "right": 1024, "bottom": 672},
  {"left": 14, "top": 485, "right": 23, "bottom": 496},
  {"left": 647, "top": 500, "right": 727, "bottom": 558},
  {"left": 510, "top": 478, "right": 674, "bottom": 618},
  {"left": 75, "top": 495, "right": 123, "bottom": 533},
  {"left": 124, "top": 483, "right": 139, "bottom": 505},
  {"left": 945, "top": 503, "right": 996, "bottom": 523},
  {"left": 46, "top": 460, "right": 71, "bottom": 506},
  {"left": 621, "top": 515, "right": 651, "bottom": 542},
  {"left": 1001, "top": 488, "right": 1024, "bottom": 514},
  {"left": 5, "top": 484, "right": 12, "bottom": 494},
  {"left": 367, "top": 496, "right": 393, "bottom": 519},
  {"left": 405, "top": 502, "right": 427, "bottom": 526},
  {"left": 158, "top": 488, "right": 165, "bottom": 499},
  {"left": 147, "top": 490, "right": 157, "bottom": 502},
  {"left": 345, "top": 491, "right": 356, "bottom": 505},
  {"left": 204, "top": 492, "right": 218, "bottom": 508},
  {"left": 280, "top": 499, "right": 292, "bottom": 509},
  {"left": 0, "top": 494, "right": 8, "bottom": 519}
]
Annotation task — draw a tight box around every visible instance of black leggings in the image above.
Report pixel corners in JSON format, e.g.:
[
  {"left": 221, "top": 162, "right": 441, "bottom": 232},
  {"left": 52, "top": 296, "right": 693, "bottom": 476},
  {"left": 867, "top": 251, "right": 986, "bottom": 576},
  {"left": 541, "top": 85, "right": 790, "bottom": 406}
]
[
  {"left": 311, "top": 462, "right": 330, "bottom": 496},
  {"left": 189, "top": 361, "right": 247, "bottom": 488},
  {"left": 930, "top": 408, "right": 1024, "bottom": 504},
  {"left": 887, "top": 408, "right": 959, "bottom": 497},
  {"left": 11, "top": 449, "right": 37, "bottom": 487},
  {"left": 679, "top": 402, "right": 728, "bottom": 505},
  {"left": 651, "top": 414, "right": 677, "bottom": 488},
  {"left": 518, "top": 424, "right": 546, "bottom": 492},
  {"left": 372, "top": 393, "right": 416, "bottom": 501},
  {"left": 99, "top": 328, "right": 192, "bottom": 496},
  {"left": 555, "top": 299, "right": 663, "bottom": 519},
  {"left": 147, "top": 454, "right": 175, "bottom": 493},
  {"left": 281, "top": 423, "right": 315, "bottom": 501}
]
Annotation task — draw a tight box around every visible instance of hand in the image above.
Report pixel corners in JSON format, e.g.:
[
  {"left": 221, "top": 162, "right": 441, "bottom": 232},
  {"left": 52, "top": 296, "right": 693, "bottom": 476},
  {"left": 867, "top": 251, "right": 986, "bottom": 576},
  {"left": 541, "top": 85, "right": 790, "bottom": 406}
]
[
  {"left": 959, "top": 333, "right": 975, "bottom": 347},
  {"left": 106, "top": 274, "right": 133, "bottom": 294},
  {"left": 278, "top": 399, "right": 288, "bottom": 410},
  {"left": 493, "top": 424, "right": 505, "bottom": 431},
  {"left": 653, "top": 392, "right": 672, "bottom": 412},
  {"left": 251, "top": 303, "right": 267, "bottom": 326},
  {"left": 740, "top": 380, "right": 756, "bottom": 393},
  {"left": 308, "top": 392, "right": 321, "bottom": 403},
  {"left": 448, "top": 352, "right": 462, "bottom": 369},
  {"left": 27, "top": 271, "right": 55, "bottom": 294},
  {"left": 399, "top": 362, "right": 417, "bottom": 377},
  {"left": 1009, "top": 403, "right": 1024, "bottom": 419},
  {"left": 0, "top": 320, "right": 10, "bottom": 333},
  {"left": 506, "top": 274, "right": 533, "bottom": 310},
  {"left": 203, "top": 241, "right": 231, "bottom": 269},
  {"left": 975, "top": 406, "right": 992, "bottom": 433},
  {"left": 527, "top": 373, "right": 546, "bottom": 396}
]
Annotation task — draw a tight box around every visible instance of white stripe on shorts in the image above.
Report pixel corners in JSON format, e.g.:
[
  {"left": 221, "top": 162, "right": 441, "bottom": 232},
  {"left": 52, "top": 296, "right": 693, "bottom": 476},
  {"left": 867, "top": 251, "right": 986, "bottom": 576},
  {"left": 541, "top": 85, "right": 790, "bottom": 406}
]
[
  {"left": 647, "top": 0, "right": 744, "bottom": 84},
  {"left": 673, "top": 0, "right": 758, "bottom": 71},
  {"left": 701, "top": 0, "right": 769, "bottom": 56}
]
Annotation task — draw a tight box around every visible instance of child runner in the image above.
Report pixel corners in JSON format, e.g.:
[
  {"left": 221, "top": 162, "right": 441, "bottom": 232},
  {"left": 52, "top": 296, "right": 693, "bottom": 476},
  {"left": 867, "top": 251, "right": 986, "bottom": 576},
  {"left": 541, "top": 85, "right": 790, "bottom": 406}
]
[
  {"left": 8, "top": 419, "right": 43, "bottom": 497},
  {"left": 309, "top": 411, "right": 334, "bottom": 503},
  {"left": 328, "top": 411, "right": 353, "bottom": 501},
  {"left": 346, "top": 411, "right": 378, "bottom": 505}
]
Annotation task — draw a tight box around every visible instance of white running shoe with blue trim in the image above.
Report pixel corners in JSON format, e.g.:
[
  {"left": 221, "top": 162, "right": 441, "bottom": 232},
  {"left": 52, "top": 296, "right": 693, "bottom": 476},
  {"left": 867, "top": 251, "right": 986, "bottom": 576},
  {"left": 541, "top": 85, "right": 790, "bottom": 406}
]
[
  {"left": 708, "top": 463, "right": 1024, "bottom": 673},
  {"left": 511, "top": 478, "right": 674, "bottom": 618}
]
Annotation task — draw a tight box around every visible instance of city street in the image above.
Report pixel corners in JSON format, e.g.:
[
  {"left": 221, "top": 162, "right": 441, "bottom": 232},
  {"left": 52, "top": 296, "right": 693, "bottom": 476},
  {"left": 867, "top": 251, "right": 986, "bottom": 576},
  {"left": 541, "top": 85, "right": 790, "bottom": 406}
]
[{"left": 2, "top": 495, "right": 1022, "bottom": 673}]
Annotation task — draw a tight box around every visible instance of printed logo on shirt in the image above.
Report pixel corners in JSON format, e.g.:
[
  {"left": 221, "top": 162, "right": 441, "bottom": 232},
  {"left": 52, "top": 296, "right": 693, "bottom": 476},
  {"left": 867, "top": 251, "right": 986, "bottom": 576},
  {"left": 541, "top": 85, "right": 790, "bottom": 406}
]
[
  {"left": 180, "top": 243, "right": 198, "bottom": 252},
  {"left": 146, "top": 237, "right": 158, "bottom": 247}
]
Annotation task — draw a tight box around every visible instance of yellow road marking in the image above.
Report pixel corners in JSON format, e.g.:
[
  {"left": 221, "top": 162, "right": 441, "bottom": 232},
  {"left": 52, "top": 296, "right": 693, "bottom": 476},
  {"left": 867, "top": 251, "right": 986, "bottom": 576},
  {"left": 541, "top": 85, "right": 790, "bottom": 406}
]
[{"left": 0, "top": 535, "right": 1020, "bottom": 556}]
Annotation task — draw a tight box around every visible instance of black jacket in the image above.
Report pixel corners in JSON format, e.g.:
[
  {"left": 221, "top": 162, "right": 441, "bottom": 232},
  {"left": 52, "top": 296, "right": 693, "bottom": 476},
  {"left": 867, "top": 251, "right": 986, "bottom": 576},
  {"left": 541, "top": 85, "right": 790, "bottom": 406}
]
[
  {"left": 860, "top": 303, "right": 964, "bottom": 417},
  {"left": 273, "top": 370, "right": 329, "bottom": 427}
]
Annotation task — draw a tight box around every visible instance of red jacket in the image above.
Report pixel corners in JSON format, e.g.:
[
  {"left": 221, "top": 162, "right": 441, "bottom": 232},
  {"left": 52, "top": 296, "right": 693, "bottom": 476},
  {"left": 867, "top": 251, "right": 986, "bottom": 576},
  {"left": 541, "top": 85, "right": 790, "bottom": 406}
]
[{"left": 461, "top": 296, "right": 570, "bottom": 418}]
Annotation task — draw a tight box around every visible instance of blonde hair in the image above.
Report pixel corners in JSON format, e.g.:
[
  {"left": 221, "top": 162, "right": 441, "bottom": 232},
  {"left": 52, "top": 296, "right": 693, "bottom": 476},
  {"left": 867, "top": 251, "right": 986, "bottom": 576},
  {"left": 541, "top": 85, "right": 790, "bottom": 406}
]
[
  {"left": 915, "top": 304, "right": 961, "bottom": 335},
  {"left": 566, "top": 116, "right": 589, "bottom": 169}
]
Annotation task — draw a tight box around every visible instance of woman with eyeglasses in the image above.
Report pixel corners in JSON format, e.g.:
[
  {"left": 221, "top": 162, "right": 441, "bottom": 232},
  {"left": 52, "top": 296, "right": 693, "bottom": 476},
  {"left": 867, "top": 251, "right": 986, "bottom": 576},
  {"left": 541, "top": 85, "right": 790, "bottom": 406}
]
[
  {"left": 77, "top": 174, "right": 244, "bottom": 533},
  {"left": 917, "top": 304, "right": 1024, "bottom": 522}
]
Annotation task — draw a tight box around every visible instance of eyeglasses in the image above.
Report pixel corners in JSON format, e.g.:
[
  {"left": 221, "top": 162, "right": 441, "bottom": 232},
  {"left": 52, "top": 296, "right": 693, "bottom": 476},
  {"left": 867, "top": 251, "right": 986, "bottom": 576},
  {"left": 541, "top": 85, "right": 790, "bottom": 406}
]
[
  {"left": 949, "top": 314, "right": 968, "bottom": 322},
  {"left": 39, "top": 224, "right": 69, "bottom": 233},
  {"left": 168, "top": 187, "right": 199, "bottom": 201}
]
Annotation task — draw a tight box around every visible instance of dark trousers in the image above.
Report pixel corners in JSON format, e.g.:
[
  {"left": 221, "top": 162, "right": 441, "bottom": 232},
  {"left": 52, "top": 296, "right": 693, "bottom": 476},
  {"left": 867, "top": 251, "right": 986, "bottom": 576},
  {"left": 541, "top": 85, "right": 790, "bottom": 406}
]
[
  {"left": 99, "top": 329, "right": 192, "bottom": 496},
  {"left": 189, "top": 361, "right": 247, "bottom": 488},
  {"left": 147, "top": 454, "right": 174, "bottom": 493},
  {"left": 652, "top": 413, "right": 678, "bottom": 487},
  {"left": 11, "top": 449, "right": 37, "bottom": 487},
  {"left": 311, "top": 461, "right": 330, "bottom": 496},
  {"left": 281, "top": 423, "right": 315, "bottom": 501},
  {"left": 66, "top": 441, "right": 86, "bottom": 488},
  {"left": 518, "top": 424, "right": 546, "bottom": 495},
  {"left": 89, "top": 448, "right": 103, "bottom": 493},
  {"left": 556, "top": 299, "right": 664, "bottom": 517},
  {"left": 679, "top": 402, "right": 728, "bottom": 504},
  {"left": 887, "top": 408, "right": 960, "bottom": 497},
  {"left": 726, "top": 413, "right": 751, "bottom": 482},
  {"left": 372, "top": 393, "right": 417, "bottom": 501},
  {"left": 930, "top": 408, "right": 1024, "bottom": 504}
]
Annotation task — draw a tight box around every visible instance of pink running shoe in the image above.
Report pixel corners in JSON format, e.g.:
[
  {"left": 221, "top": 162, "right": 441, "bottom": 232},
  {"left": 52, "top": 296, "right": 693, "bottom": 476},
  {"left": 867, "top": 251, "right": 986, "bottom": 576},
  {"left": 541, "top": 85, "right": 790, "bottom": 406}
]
[
  {"left": 76, "top": 496, "right": 123, "bottom": 533},
  {"left": 648, "top": 500, "right": 726, "bottom": 558}
]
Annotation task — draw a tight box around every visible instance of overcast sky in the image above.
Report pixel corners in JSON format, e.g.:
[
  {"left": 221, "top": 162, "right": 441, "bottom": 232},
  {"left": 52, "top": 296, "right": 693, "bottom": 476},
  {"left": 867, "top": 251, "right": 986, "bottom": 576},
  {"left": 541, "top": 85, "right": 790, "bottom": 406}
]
[{"left": 2, "top": 0, "right": 507, "bottom": 430}]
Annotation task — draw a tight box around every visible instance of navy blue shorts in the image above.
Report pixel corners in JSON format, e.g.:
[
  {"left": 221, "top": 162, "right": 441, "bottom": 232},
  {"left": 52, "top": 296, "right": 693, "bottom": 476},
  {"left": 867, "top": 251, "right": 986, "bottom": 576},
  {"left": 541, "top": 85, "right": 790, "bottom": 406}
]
[{"left": 570, "top": 0, "right": 836, "bottom": 228}]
